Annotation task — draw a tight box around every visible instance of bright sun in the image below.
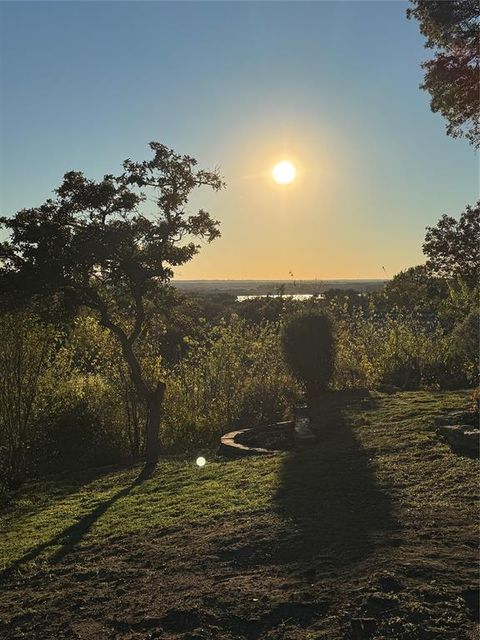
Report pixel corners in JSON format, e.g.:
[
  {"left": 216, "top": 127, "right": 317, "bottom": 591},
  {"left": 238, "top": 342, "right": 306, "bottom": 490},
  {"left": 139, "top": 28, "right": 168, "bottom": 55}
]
[{"left": 272, "top": 160, "right": 296, "bottom": 184}]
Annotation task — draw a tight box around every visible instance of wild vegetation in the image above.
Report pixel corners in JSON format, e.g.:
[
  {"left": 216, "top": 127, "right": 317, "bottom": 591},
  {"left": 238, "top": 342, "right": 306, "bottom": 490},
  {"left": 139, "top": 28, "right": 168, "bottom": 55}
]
[
  {"left": 0, "top": 194, "right": 478, "bottom": 495},
  {"left": 0, "top": 2, "right": 478, "bottom": 636},
  {"left": 0, "top": 142, "right": 224, "bottom": 464}
]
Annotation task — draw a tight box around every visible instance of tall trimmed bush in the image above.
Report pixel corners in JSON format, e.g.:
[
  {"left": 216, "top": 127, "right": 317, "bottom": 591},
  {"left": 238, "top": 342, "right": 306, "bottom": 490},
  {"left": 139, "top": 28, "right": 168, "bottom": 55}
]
[{"left": 281, "top": 311, "right": 335, "bottom": 404}]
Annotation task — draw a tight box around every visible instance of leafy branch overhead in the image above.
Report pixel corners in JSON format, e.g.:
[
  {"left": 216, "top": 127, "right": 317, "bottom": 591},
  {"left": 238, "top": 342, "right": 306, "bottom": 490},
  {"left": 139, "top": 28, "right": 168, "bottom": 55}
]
[{"left": 407, "top": 0, "right": 480, "bottom": 147}]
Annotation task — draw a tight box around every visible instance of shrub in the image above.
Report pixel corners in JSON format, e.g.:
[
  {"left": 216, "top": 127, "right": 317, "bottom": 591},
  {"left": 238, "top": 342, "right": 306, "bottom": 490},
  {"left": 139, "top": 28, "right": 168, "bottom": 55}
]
[
  {"left": 449, "top": 308, "right": 479, "bottom": 385},
  {"left": 32, "top": 400, "right": 125, "bottom": 474},
  {"left": 332, "top": 309, "right": 469, "bottom": 391},
  {"left": 40, "top": 315, "right": 160, "bottom": 463},
  {"left": 161, "top": 318, "right": 300, "bottom": 451},
  {"left": 0, "top": 312, "right": 61, "bottom": 490},
  {"left": 281, "top": 311, "right": 335, "bottom": 402}
]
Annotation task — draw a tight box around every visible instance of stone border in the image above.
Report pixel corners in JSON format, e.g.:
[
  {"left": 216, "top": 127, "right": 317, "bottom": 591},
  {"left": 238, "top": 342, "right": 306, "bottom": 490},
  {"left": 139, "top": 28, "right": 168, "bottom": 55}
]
[
  {"left": 437, "top": 424, "right": 479, "bottom": 458},
  {"left": 220, "top": 422, "right": 294, "bottom": 457}
]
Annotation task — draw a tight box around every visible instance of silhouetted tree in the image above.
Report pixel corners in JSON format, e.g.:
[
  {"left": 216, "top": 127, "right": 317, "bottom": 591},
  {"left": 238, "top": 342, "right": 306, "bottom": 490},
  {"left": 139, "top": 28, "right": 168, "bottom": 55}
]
[
  {"left": 236, "top": 296, "right": 299, "bottom": 324},
  {"left": 383, "top": 265, "right": 448, "bottom": 316},
  {"left": 281, "top": 311, "right": 335, "bottom": 407},
  {"left": 407, "top": 0, "right": 480, "bottom": 147},
  {"left": 423, "top": 201, "right": 480, "bottom": 286},
  {"left": 0, "top": 142, "right": 224, "bottom": 462}
]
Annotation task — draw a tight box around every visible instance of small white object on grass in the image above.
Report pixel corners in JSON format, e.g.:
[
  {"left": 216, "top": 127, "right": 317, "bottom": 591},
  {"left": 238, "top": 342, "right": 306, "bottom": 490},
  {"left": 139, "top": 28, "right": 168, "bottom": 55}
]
[{"left": 196, "top": 456, "right": 206, "bottom": 467}]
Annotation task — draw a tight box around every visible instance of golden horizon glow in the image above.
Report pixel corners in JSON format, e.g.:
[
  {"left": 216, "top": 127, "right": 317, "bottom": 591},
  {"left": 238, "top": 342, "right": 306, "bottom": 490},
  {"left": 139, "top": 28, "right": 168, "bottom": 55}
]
[{"left": 272, "top": 160, "right": 296, "bottom": 184}]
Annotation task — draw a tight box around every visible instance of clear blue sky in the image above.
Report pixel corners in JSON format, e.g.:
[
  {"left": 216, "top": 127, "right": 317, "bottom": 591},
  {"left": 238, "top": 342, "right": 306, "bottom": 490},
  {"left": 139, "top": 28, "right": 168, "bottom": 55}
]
[{"left": 0, "top": 1, "right": 477, "bottom": 279}]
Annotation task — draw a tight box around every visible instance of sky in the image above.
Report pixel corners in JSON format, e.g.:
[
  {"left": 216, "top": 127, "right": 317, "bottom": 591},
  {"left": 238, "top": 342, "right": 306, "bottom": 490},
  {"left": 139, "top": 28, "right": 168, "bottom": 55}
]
[{"left": 0, "top": 1, "right": 478, "bottom": 280}]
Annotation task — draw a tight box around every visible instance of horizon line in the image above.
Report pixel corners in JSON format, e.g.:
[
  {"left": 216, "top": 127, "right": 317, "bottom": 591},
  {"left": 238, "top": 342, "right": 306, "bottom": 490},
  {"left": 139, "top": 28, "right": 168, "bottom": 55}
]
[{"left": 173, "top": 278, "right": 389, "bottom": 282}]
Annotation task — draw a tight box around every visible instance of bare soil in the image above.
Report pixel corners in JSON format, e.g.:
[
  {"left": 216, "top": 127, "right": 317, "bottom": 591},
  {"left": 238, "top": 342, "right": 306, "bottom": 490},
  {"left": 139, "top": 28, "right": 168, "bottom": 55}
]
[{"left": 0, "top": 391, "right": 478, "bottom": 640}]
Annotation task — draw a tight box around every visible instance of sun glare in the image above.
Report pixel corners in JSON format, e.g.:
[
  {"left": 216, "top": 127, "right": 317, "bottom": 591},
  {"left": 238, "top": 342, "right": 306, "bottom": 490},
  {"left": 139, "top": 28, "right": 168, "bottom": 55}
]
[{"left": 272, "top": 160, "right": 296, "bottom": 184}]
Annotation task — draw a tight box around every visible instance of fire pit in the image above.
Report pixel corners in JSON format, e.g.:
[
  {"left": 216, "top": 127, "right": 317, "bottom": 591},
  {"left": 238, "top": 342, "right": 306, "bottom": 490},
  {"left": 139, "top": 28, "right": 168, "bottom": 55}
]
[{"left": 220, "top": 421, "right": 295, "bottom": 457}]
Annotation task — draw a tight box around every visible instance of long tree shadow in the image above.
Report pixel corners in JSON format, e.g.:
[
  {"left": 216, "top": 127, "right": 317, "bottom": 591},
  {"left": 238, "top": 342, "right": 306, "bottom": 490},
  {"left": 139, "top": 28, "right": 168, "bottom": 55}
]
[
  {"left": 1, "top": 462, "right": 156, "bottom": 580},
  {"left": 274, "top": 392, "right": 395, "bottom": 568},
  {"left": 1, "top": 461, "right": 139, "bottom": 522}
]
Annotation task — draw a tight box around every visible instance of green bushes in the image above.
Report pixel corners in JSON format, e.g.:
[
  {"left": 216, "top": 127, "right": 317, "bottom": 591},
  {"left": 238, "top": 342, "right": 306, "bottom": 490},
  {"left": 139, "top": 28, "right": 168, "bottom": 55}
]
[
  {"left": 281, "top": 311, "right": 335, "bottom": 402},
  {"left": 0, "top": 314, "right": 137, "bottom": 493},
  {"left": 50, "top": 316, "right": 156, "bottom": 460},
  {"left": 0, "top": 313, "right": 61, "bottom": 491},
  {"left": 32, "top": 400, "right": 125, "bottom": 474},
  {"left": 333, "top": 310, "right": 474, "bottom": 391},
  {"left": 0, "top": 313, "right": 300, "bottom": 488},
  {"left": 0, "top": 298, "right": 476, "bottom": 490},
  {"left": 162, "top": 318, "right": 300, "bottom": 451},
  {"left": 449, "top": 309, "right": 479, "bottom": 384}
]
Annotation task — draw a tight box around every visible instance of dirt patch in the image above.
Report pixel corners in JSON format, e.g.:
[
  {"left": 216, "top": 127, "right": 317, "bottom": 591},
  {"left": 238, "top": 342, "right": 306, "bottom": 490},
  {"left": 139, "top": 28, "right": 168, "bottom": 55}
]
[
  {"left": 0, "top": 391, "right": 477, "bottom": 640},
  {"left": 0, "top": 490, "right": 476, "bottom": 639},
  {"left": 0, "top": 512, "right": 334, "bottom": 639}
]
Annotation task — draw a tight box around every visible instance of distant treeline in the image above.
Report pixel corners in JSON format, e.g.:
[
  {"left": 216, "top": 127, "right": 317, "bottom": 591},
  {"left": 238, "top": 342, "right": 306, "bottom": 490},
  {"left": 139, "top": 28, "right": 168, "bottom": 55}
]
[{"left": 173, "top": 279, "right": 387, "bottom": 297}]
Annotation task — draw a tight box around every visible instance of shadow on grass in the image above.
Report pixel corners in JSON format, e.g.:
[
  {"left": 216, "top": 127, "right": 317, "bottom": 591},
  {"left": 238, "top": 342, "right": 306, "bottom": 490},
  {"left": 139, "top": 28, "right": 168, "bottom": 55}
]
[
  {"left": 1, "top": 461, "right": 138, "bottom": 522},
  {"left": 1, "top": 462, "right": 156, "bottom": 579},
  {"left": 274, "top": 392, "right": 395, "bottom": 566},
  {"left": 214, "top": 393, "right": 396, "bottom": 575}
]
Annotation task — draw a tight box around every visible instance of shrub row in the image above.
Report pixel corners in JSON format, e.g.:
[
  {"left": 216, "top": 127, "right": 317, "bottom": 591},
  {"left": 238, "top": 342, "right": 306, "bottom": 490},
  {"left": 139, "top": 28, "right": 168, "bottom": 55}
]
[{"left": 0, "top": 306, "right": 477, "bottom": 493}]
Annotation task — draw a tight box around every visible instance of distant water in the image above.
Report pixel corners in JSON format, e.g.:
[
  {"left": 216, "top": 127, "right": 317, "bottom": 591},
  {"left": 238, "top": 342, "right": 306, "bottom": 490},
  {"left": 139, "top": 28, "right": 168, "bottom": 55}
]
[
  {"left": 173, "top": 279, "right": 386, "bottom": 297},
  {"left": 236, "top": 293, "right": 324, "bottom": 302}
]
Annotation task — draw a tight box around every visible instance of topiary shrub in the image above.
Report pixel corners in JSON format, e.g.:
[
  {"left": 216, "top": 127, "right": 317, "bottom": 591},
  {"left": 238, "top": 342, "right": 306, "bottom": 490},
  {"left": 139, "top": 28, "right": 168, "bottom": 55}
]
[{"left": 281, "top": 311, "right": 336, "bottom": 406}]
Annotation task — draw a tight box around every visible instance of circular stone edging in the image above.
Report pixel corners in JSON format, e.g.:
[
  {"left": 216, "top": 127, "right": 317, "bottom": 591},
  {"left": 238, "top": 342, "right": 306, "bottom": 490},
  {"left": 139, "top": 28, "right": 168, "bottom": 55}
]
[
  {"left": 220, "top": 429, "right": 280, "bottom": 457},
  {"left": 220, "top": 428, "right": 281, "bottom": 457}
]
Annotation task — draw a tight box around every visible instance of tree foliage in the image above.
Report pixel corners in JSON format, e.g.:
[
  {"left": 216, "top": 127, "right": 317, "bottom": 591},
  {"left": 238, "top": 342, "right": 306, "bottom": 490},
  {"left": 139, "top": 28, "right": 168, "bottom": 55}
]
[
  {"left": 423, "top": 201, "right": 480, "bottom": 285},
  {"left": 0, "top": 313, "right": 61, "bottom": 488},
  {"left": 407, "top": 0, "right": 480, "bottom": 147},
  {"left": 449, "top": 308, "right": 480, "bottom": 383},
  {"left": 0, "top": 142, "right": 224, "bottom": 461},
  {"left": 382, "top": 265, "right": 448, "bottom": 316}
]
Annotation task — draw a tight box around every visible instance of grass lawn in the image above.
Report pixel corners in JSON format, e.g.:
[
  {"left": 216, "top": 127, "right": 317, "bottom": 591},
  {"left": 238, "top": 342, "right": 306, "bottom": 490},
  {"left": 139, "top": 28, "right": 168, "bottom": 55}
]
[{"left": 0, "top": 390, "right": 478, "bottom": 639}]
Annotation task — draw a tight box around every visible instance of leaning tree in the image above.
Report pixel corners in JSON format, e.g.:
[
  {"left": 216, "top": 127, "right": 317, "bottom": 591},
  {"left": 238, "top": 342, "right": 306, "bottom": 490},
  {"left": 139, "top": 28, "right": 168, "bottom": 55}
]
[{"left": 0, "top": 142, "right": 224, "bottom": 462}]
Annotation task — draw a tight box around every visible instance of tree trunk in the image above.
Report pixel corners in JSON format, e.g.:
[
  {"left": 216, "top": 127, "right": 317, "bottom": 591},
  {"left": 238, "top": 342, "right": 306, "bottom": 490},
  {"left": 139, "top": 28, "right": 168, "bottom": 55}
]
[
  {"left": 305, "top": 381, "right": 320, "bottom": 417},
  {"left": 145, "top": 382, "right": 166, "bottom": 463},
  {"left": 97, "top": 309, "right": 166, "bottom": 464}
]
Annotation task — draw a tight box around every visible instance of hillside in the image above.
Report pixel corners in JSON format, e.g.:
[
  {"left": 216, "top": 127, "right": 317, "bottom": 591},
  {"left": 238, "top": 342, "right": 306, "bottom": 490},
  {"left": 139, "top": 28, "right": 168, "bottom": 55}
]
[{"left": 0, "top": 390, "right": 478, "bottom": 640}]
